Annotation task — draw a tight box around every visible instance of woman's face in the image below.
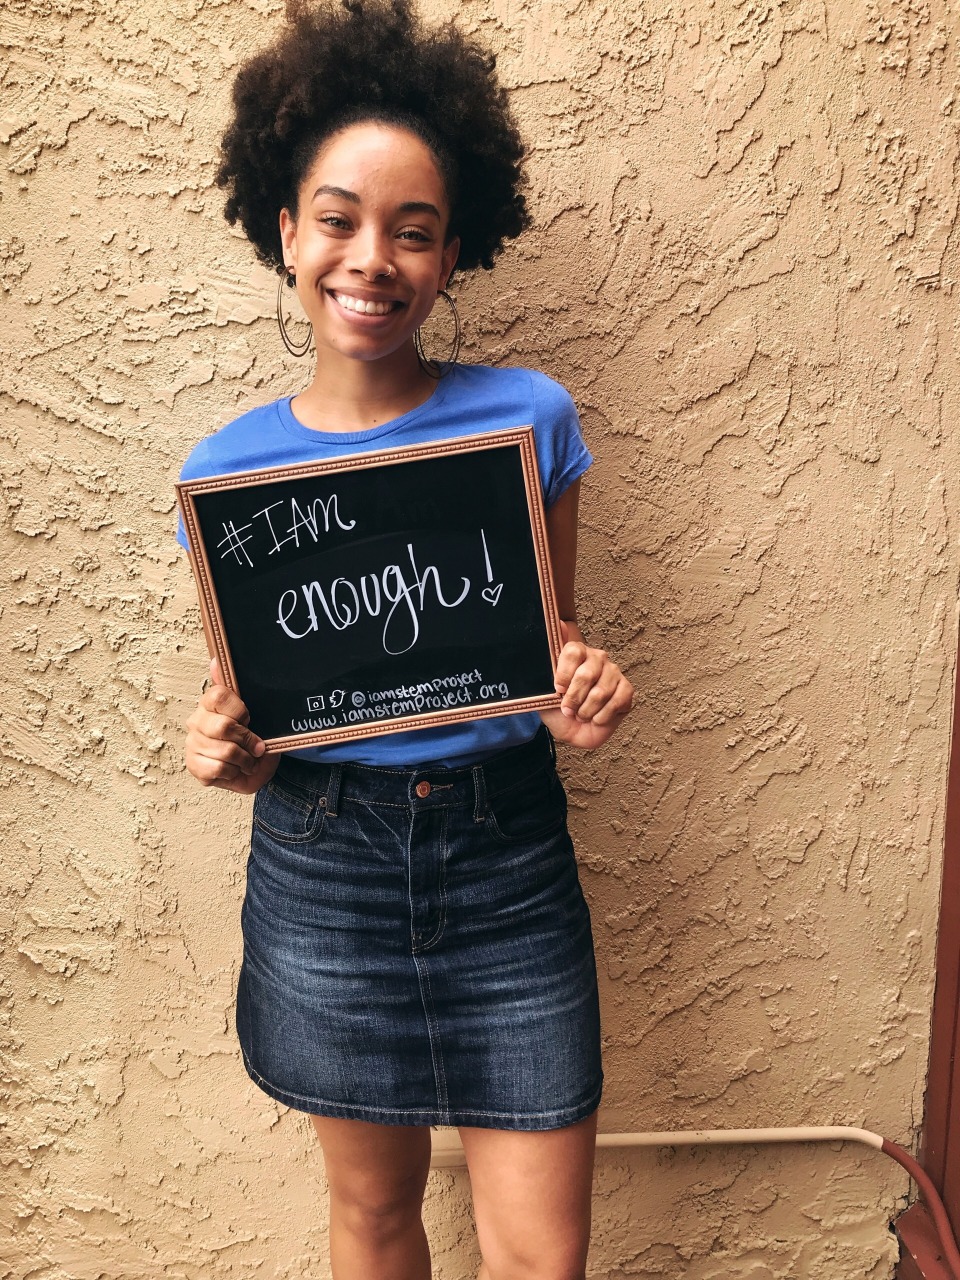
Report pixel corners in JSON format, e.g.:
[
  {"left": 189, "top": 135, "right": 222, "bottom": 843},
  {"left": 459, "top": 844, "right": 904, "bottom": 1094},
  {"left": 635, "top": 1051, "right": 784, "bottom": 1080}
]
[{"left": 279, "top": 122, "right": 460, "bottom": 367}]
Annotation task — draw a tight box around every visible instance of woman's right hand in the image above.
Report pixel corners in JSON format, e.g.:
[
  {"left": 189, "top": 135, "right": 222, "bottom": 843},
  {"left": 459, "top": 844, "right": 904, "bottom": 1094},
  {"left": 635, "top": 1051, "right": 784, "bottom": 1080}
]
[{"left": 184, "top": 659, "right": 280, "bottom": 794}]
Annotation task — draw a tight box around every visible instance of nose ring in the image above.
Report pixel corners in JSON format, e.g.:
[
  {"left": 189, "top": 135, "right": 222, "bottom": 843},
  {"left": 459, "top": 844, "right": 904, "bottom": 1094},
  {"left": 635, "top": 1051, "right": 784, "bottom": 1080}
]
[{"left": 384, "top": 264, "right": 397, "bottom": 279}]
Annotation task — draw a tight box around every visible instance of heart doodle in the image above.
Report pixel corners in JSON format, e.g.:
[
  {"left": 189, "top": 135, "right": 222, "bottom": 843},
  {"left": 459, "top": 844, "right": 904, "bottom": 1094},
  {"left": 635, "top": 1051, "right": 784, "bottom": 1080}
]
[{"left": 481, "top": 584, "right": 503, "bottom": 606}]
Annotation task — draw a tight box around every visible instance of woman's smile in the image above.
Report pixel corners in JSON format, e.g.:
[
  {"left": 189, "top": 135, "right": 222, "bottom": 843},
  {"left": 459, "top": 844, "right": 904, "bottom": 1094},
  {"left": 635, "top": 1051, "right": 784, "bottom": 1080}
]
[{"left": 328, "top": 289, "right": 405, "bottom": 319}]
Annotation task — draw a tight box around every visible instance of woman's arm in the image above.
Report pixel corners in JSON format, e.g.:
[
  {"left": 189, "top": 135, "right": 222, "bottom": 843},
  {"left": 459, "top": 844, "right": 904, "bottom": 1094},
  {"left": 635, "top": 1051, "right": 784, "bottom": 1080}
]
[{"left": 541, "top": 480, "right": 634, "bottom": 749}]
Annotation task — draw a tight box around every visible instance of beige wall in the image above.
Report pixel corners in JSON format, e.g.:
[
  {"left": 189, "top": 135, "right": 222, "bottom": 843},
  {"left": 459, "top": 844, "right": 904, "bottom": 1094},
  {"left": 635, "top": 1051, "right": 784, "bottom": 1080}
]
[{"left": 3, "top": 0, "right": 958, "bottom": 1275}]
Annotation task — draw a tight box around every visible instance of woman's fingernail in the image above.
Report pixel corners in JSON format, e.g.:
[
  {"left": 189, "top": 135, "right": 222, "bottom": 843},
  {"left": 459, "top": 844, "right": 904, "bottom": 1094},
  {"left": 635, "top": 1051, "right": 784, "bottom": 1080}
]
[
  {"left": 253, "top": 741, "right": 265, "bottom": 756},
  {"left": 561, "top": 706, "right": 575, "bottom": 718}
]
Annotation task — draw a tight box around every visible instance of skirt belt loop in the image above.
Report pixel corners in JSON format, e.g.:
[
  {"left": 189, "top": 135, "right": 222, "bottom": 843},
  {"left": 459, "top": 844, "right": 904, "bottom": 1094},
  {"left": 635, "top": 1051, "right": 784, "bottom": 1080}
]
[
  {"left": 324, "top": 764, "right": 343, "bottom": 818},
  {"left": 471, "top": 763, "right": 487, "bottom": 824}
]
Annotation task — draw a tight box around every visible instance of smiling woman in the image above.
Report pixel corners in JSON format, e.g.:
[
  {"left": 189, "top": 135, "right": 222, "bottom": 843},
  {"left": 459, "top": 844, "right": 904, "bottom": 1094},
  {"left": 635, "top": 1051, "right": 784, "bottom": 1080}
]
[
  {"left": 277, "top": 124, "right": 461, "bottom": 384},
  {"left": 175, "top": 2, "right": 633, "bottom": 1278}
]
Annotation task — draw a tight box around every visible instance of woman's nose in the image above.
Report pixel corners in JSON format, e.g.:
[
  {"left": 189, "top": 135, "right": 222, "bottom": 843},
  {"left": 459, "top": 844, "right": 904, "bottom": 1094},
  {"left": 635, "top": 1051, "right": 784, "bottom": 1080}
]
[{"left": 347, "top": 230, "right": 396, "bottom": 280}]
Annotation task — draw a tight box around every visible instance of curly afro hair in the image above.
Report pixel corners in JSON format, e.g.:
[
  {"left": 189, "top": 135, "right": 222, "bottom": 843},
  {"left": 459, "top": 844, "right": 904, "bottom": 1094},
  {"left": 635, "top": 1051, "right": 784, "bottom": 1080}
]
[{"left": 215, "top": 0, "right": 531, "bottom": 276}]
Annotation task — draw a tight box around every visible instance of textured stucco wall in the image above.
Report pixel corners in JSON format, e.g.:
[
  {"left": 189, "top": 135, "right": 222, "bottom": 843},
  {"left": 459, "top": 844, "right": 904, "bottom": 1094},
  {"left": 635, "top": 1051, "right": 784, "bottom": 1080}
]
[{"left": 2, "top": 1, "right": 958, "bottom": 1276}]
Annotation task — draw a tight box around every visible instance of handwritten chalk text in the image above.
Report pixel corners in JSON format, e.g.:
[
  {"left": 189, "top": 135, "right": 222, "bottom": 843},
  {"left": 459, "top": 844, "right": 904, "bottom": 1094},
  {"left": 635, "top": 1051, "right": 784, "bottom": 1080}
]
[
  {"left": 252, "top": 492, "right": 356, "bottom": 557},
  {"left": 277, "top": 542, "right": 471, "bottom": 655}
]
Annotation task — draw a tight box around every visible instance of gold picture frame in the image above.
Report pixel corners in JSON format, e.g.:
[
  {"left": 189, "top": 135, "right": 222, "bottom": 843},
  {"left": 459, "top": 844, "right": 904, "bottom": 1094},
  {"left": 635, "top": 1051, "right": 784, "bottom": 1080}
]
[{"left": 176, "top": 427, "right": 563, "bottom": 751}]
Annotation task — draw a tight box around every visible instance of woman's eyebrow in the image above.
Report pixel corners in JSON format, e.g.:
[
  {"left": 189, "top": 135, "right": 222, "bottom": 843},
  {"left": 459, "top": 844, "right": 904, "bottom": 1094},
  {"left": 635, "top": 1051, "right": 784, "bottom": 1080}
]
[
  {"left": 312, "top": 184, "right": 360, "bottom": 203},
  {"left": 310, "top": 186, "right": 441, "bottom": 220},
  {"left": 398, "top": 200, "right": 441, "bottom": 219}
]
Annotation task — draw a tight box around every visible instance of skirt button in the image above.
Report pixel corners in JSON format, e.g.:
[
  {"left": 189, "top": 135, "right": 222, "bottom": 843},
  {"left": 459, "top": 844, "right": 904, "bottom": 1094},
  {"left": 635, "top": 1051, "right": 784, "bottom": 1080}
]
[{"left": 415, "top": 781, "right": 432, "bottom": 798}]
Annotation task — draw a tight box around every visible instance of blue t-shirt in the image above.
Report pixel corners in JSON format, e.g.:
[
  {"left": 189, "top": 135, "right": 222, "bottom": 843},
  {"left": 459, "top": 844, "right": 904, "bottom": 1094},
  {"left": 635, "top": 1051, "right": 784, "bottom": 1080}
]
[{"left": 177, "top": 362, "right": 592, "bottom": 767}]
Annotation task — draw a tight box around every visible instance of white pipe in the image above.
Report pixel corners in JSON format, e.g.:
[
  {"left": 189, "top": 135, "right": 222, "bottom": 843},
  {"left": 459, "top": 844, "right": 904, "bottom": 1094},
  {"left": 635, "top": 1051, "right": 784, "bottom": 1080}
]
[
  {"left": 429, "top": 1124, "right": 884, "bottom": 1168},
  {"left": 596, "top": 1126, "right": 884, "bottom": 1150}
]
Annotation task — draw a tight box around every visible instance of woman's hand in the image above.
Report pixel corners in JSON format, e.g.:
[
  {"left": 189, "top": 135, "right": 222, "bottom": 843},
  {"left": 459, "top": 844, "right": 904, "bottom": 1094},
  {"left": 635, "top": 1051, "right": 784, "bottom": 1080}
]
[
  {"left": 184, "top": 659, "right": 280, "bottom": 794},
  {"left": 540, "top": 621, "right": 634, "bottom": 750}
]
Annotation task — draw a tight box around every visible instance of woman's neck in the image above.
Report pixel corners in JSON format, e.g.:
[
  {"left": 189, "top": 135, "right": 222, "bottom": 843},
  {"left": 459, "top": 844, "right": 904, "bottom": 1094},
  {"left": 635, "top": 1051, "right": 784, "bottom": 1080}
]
[{"left": 291, "top": 343, "right": 439, "bottom": 433}]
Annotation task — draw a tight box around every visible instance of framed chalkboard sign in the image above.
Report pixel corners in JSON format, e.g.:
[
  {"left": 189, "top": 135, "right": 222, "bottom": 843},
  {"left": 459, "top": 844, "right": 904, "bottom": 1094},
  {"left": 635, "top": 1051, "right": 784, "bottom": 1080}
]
[{"left": 176, "top": 428, "right": 563, "bottom": 751}]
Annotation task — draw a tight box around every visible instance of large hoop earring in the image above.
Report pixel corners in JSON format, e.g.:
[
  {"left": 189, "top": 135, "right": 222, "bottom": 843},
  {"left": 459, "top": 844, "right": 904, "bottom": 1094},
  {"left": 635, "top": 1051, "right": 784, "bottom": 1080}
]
[
  {"left": 414, "top": 289, "right": 461, "bottom": 378},
  {"left": 276, "top": 269, "right": 313, "bottom": 358}
]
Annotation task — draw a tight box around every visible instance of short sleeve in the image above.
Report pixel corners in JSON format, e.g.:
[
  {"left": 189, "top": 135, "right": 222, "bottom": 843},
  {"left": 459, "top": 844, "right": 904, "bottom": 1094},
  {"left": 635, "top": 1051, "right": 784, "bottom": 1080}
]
[
  {"left": 527, "top": 370, "right": 593, "bottom": 507},
  {"left": 175, "top": 437, "right": 215, "bottom": 551}
]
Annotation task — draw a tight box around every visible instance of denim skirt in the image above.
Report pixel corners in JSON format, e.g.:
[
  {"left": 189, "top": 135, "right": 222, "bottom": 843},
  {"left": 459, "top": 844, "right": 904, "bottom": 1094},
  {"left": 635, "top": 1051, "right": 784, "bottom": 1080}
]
[{"left": 236, "top": 725, "right": 602, "bottom": 1129}]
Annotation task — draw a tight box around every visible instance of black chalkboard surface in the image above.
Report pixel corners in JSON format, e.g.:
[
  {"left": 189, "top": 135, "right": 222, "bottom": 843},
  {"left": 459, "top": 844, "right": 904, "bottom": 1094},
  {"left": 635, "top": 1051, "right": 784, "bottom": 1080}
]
[{"left": 176, "top": 428, "right": 563, "bottom": 750}]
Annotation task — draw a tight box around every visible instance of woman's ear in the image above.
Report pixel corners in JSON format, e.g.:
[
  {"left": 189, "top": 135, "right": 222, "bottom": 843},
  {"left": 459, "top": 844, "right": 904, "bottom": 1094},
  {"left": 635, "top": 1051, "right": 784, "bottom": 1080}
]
[
  {"left": 279, "top": 207, "right": 298, "bottom": 271},
  {"left": 439, "top": 235, "right": 460, "bottom": 291}
]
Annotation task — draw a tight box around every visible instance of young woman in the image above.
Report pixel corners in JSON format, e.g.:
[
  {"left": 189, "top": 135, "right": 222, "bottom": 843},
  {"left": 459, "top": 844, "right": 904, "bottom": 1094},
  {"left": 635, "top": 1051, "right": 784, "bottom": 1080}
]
[{"left": 180, "top": 2, "right": 633, "bottom": 1276}]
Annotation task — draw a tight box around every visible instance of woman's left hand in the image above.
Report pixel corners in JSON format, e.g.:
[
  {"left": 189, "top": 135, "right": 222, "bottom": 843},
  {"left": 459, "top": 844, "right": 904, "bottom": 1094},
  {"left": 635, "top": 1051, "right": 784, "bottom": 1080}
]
[{"left": 539, "top": 621, "right": 634, "bottom": 749}]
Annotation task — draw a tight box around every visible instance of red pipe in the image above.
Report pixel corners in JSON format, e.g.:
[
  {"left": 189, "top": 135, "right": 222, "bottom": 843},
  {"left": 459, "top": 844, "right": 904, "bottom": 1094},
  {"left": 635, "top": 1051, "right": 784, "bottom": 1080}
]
[{"left": 882, "top": 1138, "right": 960, "bottom": 1280}]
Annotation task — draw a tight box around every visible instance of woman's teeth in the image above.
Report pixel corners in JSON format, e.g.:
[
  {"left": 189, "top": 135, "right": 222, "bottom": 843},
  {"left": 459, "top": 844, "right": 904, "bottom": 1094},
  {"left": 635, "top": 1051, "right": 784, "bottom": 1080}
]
[{"left": 333, "top": 293, "right": 396, "bottom": 316}]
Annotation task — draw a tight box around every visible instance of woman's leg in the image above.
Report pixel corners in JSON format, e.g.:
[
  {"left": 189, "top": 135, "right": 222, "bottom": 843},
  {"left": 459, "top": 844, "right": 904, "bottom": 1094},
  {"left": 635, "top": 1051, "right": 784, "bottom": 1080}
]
[
  {"left": 458, "top": 1111, "right": 598, "bottom": 1280},
  {"left": 311, "top": 1116, "right": 433, "bottom": 1280}
]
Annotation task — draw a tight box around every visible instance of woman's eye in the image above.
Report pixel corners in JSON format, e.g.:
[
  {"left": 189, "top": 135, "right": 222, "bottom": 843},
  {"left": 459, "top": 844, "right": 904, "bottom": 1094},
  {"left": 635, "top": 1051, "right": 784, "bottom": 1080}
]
[
  {"left": 319, "top": 214, "right": 351, "bottom": 230},
  {"left": 398, "top": 228, "right": 430, "bottom": 242}
]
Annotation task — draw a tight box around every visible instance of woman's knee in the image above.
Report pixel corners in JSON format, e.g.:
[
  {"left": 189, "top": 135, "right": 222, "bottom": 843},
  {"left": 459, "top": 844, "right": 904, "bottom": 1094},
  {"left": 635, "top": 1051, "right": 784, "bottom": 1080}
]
[
  {"left": 329, "top": 1166, "right": 427, "bottom": 1243},
  {"left": 312, "top": 1119, "right": 431, "bottom": 1244},
  {"left": 480, "top": 1249, "right": 587, "bottom": 1280}
]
